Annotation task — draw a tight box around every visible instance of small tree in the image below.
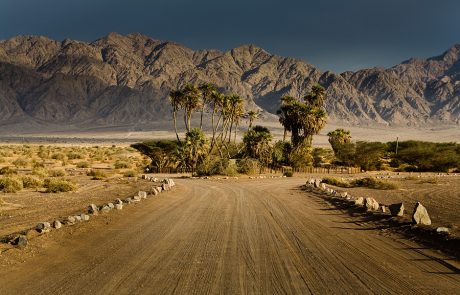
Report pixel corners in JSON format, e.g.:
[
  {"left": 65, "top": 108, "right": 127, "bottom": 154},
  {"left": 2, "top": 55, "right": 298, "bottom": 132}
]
[
  {"left": 185, "top": 128, "right": 209, "bottom": 170},
  {"left": 242, "top": 126, "right": 273, "bottom": 166}
]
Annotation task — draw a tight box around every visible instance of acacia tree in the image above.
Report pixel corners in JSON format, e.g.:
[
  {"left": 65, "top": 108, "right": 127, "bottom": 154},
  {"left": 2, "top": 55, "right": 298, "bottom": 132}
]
[{"left": 327, "top": 128, "right": 355, "bottom": 166}]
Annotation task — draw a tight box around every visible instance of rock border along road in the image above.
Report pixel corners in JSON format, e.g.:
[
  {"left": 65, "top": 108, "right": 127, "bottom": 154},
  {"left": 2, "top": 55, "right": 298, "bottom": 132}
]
[{"left": 1, "top": 178, "right": 459, "bottom": 294}]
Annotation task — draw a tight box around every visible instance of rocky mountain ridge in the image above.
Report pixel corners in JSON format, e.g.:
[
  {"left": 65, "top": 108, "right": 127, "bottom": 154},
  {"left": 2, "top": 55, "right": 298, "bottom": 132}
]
[{"left": 0, "top": 32, "right": 459, "bottom": 130}]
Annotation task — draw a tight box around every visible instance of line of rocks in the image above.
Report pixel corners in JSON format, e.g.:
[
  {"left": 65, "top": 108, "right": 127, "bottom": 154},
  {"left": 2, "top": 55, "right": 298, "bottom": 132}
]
[
  {"left": 9, "top": 178, "right": 176, "bottom": 248},
  {"left": 304, "top": 178, "right": 450, "bottom": 235}
]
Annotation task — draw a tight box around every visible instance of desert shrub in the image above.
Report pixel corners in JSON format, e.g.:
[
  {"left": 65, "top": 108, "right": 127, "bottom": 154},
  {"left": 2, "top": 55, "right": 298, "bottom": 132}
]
[
  {"left": 44, "top": 178, "right": 76, "bottom": 193},
  {"left": 49, "top": 169, "right": 66, "bottom": 177},
  {"left": 0, "top": 167, "right": 17, "bottom": 175},
  {"left": 283, "top": 171, "right": 294, "bottom": 177},
  {"left": 0, "top": 176, "right": 23, "bottom": 193},
  {"left": 32, "top": 167, "right": 49, "bottom": 177},
  {"left": 350, "top": 177, "right": 399, "bottom": 190},
  {"left": 123, "top": 170, "right": 137, "bottom": 177},
  {"left": 114, "top": 160, "right": 131, "bottom": 169},
  {"left": 87, "top": 169, "right": 107, "bottom": 180},
  {"left": 237, "top": 158, "right": 260, "bottom": 175},
  {"left": 51, "top": 153, "right": 67, "bottom": 161},
  {"left": 322, "top": 177, "right": 351, "bottom": 187},
  {"left": 31, "top": 159, "right": 45, "bottom": 168},
  {"left": 12, "top": 157, "right": 29, "bottom": 167},
  {"left": 67, "top": 151, "right": 83, "bottom": 160},
  {"left": 76, "top": 161, "right": 90, "bottom": 168},
  {"left": 21, "top": 175, "right": 44, "bottom": 189}
]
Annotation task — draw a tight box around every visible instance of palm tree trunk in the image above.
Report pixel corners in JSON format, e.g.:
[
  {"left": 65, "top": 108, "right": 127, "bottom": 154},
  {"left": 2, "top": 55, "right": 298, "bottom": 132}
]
[
  {"left": 200, "top": 104, "right": 205, "bottom": 130},
  {"left": 173, "top": 110, "right": 181, "bottom": 142},
  {"left": 283, "top": 128, "right": 287, "bottom": 141}
]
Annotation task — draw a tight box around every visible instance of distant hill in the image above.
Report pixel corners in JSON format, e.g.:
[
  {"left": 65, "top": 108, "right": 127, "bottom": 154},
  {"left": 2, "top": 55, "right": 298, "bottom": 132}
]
[{"left": 0, "top": 32, "right": 459, "bottom": 131}]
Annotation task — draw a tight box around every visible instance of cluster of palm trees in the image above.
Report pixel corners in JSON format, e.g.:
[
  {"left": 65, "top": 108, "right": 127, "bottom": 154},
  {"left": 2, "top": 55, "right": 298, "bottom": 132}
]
[
  {"left": 169, "top": 83, "right": 247, "bottom": 159},
  {"left": 277, "top": 85, "right": 327, "bottom": 148}
]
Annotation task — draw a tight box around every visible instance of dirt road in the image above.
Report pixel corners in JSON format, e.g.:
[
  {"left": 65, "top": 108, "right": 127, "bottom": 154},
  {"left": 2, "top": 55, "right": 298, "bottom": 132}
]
[{"left": 1, "top": 178, "right": 459, "bottom": 294}]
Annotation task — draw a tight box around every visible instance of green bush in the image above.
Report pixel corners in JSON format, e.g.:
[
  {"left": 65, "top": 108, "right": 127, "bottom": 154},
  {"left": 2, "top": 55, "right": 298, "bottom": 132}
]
[
  {"left": 44, "top": 178, "right": 76, "bottom": 193},
  {"left": 87, "top": 169, "right": 107, "bottom": 180},
  {"left": 237, "top": 158, "right": 260, "bottom": 175},
  {"left": 322, "top": 177, "right": 351, "bottom": 187},
  {"left": 0, "top": 176, "right": 23, "bottom": 193},
  {"left": 21, "top": 175, "right": 44, "bottom": 189},
  {"left": 123, "top": 170, "right": 137, "bottom": 177},
  {"left": 196, "top": 157, "right": 237, "bottom": 176},
  {"left": 283, "top": 171, "right": 294, "bottom": 177},
  {"left": 389, "top": 141, "right": 460, "bottom": 172},
  {"left": 49, "top": 169, "right": 66, "bottom": 177},
  {"left": 350, "top": 177, "right": 399, "bottom": 190}
]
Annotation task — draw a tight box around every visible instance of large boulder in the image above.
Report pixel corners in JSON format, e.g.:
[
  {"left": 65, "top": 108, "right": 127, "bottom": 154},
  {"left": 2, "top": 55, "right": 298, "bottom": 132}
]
[
  {"left": 412, "top": 202, "right": 431, "bottom": 225},
  {"left": 364, "top": 197, "right": 379, "bottom": 211},
  {"left": 115, "top": 203, "right": 123, "bottom": 210},
  {"left": 389, "top": 203, "right": 405, "bottom": 217}
]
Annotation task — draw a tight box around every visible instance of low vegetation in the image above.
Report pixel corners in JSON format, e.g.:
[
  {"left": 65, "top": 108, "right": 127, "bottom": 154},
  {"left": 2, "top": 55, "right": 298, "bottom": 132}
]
[
  {"left": 0, "top": 145, "right": 146, "bottom": 193},
  {"left": 322, "top": 176, "right": 399, "bottom": 190},
  {"left": 44, "top": 178, "right": 76, "bottom": 193}
]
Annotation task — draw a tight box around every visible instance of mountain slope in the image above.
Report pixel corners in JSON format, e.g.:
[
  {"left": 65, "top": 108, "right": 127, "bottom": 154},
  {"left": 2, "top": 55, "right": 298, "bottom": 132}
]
[{"left": 0, "top": 33, "right": 459, "bottom": 130}]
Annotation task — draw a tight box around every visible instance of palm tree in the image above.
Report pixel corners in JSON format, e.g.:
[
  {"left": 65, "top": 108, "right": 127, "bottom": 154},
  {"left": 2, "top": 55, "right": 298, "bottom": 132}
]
[
  {"left": 168, "top": 89, "right": 183, "bottom": 142},
  {"left": 208, "top": 91, "right": 225, "bottom": 152},
  {"left": 198, "top": 83, "right": 216, "bottom": 130},
  {"left": 227, "top": 94, "right": 244, "bottom": 143},
  {"left": 301, "top": 107, "right": 327, "bottom": 146},
  {"left": 247, "top": 110, "right": 259, "bottom": 130},
  {"left": 181, "top": 84, "right": 202, "bottom": 132},
  {"left": 304, "top": 84, "right": 325, "bottom": 108}
]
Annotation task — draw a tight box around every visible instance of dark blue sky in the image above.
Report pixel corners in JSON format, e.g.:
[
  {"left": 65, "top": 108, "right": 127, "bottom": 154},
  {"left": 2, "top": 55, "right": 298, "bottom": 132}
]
[{"left": 1, "top": 0, "right": 459, "bottom": 72}]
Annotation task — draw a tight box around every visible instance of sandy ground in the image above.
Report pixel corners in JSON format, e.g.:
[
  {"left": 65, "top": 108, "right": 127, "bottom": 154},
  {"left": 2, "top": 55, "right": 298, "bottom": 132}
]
[
  {"left": 0, "top": 175, "right": 155, "bottom": 237},
  {"left": 0, "top": 177, "right": 459, "bottom": 294},
  {"left": 1, "top": 120, "right": 459, "bottom": 146},
  {"left": 306, "top": 172, "right": 460, "bottom": 236}
]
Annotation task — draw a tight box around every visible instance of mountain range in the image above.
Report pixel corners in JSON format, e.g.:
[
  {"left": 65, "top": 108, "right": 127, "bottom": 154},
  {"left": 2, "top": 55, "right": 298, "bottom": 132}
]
[{"left": 0, "top": 32, "right": 459, "bottom": 131}]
